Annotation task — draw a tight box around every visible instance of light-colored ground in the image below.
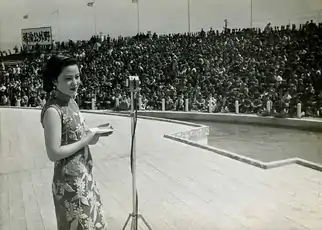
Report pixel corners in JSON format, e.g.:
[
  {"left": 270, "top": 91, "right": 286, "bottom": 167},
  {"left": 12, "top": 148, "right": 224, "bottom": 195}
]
[{"left": 0, "top": 108, "right": 321, "bottom": 230}]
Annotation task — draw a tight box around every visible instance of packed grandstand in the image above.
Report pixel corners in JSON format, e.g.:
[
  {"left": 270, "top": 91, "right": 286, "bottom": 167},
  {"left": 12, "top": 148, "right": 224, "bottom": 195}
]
[{"left": 1, "top": 21, "right": 322, "bottom": 118}]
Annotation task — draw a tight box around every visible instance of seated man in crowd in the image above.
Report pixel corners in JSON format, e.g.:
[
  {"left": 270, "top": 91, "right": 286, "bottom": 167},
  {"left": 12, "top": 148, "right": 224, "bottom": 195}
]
[
  {"left": 251, "top": 93, "right": 263, "bottom": 115},
  {"left": 0, "top": 94, "right": 9, "bottom": 106},
  {"left": 140, "top": 95, "right": 149, "bottom": 110},
  {"left": 191, "top": 93, "right": 206, "bottom": 112},
  {"left": 165, "top": 95, "right": 175, "bottom": 111},
  {"left": 118, "top": 93, "right": 130, "bottom": 110},
  {"left": 174, "top": 94, "right": 185, "bottom": 111},
  {"left": 207, "top": 94, "right": 217, "bottom": 113}
]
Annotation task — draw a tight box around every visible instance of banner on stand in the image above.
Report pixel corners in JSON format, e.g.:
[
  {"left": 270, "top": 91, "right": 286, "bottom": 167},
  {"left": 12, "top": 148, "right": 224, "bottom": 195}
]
[{"left": 21, "top": 27, "right": 52, "bottom": 46}]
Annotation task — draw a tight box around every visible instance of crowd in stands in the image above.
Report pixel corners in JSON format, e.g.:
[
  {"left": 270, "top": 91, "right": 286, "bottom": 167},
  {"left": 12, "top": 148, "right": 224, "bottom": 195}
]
[{"left": 1, "top": 20, "right": 322, "bottom": 118}]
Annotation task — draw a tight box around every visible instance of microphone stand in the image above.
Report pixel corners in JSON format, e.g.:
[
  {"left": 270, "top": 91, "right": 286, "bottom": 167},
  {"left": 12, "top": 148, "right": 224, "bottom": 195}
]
[{"left": 122, "top": 77, "right": 152, "bottom": 230}]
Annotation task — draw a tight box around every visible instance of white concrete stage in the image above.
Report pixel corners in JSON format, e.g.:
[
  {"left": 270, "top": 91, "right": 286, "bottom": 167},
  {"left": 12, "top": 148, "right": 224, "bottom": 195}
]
[{"left": 0, "top": 108, "right": 321, "bottom": 230}]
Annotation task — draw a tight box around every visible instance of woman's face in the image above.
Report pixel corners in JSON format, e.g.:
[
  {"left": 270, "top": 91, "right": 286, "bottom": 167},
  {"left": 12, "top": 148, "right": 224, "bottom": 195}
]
[{"left": 55, "top": 64, "right": 81, "bottom": 97}]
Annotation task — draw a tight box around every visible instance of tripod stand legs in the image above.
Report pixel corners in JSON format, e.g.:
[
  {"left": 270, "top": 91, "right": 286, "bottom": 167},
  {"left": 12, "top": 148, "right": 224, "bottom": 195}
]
[
  {"left": 139, "top": 214, "right": 153, "bottom": 230},
  {"left": 122, "top": 214, "right": 131, "bottom": 230},
  {"left": 122, "top": 213, "right": 153, "bottom": 230}
]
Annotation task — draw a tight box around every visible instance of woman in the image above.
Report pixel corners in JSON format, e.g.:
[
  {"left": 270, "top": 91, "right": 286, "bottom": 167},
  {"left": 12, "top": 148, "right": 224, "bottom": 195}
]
[{"left": 40, "top": 55, "right": 108, "bottom": 230}]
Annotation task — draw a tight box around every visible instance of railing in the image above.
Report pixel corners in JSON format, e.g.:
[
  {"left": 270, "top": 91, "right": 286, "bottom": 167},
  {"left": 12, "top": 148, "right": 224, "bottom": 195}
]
[
  {"left": 98, "top": 97, "right": 309, "bottom": 119},
  {"left": 0, "top": 96, "right": 316, "bottom": 119}
]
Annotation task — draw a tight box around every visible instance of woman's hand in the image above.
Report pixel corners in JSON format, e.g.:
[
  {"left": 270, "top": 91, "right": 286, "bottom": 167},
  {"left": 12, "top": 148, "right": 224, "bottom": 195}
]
[
  {"left": 86, "top": 128, "right": 100, "bottom": 145},
  {"left": 89, "top": 134, "right": 100, "bottom": 145}
]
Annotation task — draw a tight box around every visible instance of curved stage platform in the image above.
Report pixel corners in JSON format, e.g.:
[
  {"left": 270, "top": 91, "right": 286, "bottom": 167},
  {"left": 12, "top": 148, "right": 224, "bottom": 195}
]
[{"left": 0, "top": 108, "right": 322, "bottom": 230}]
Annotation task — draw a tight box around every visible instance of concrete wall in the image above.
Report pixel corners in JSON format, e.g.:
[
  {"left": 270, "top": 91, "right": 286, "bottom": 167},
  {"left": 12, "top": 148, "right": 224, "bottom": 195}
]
[
  {"left": 2, "top": 105, "right": 322, "bottom": 132},
  {"left": 129, "top": 111, "right": 322, "bottom": 132}
]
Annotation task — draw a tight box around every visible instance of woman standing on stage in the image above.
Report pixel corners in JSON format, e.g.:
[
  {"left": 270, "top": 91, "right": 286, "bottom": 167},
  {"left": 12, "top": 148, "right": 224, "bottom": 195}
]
[{"left": 40, "top": 55, "right": 108, "bottom": 230}]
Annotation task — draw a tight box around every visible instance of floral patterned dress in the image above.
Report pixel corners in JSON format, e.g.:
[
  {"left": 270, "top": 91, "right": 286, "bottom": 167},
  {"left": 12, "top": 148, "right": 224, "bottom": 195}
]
[{"left": 41, "top": 90, "right": 108, "bottom": 230}]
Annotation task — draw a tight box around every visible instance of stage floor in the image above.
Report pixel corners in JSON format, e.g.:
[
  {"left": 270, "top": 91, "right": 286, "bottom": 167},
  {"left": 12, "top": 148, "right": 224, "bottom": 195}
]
[{"left": 0, "top": 108, "right": 321, "bottom": 230}]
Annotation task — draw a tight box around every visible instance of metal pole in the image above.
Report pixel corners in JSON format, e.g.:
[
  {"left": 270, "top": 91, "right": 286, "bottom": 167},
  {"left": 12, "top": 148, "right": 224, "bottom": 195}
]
[
  {"left": 250, "top": 0, "right": 253, "bottom": 28},
  {"left": 130, "top": 89, "right": 138, "bottom": 230},
  {"left": 188, "top": 0, "right": 191, "bottom": 32},
  {"left": 137, "top": 0, "right": 140, "bottom": 34},
  {"left": 0, "top": 19, "right": 2, "bottom": 52},
  {"left": 94, "top": 4, "right": 97, "bottom": 35},
  {"left": 57, "top": 10, "right": 61, "bottom": 42}
]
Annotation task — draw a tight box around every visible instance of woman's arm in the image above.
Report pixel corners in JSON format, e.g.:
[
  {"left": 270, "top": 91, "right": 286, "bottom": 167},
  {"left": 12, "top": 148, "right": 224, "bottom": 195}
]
[{"left": 43, "top": 107, "right": 96, "bottom": 162}]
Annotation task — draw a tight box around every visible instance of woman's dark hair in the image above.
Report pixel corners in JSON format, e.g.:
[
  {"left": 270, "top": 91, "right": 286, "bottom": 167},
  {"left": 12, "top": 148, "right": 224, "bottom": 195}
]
[{"left": 42, "top": 55, "right": 78, "bottom": 93}]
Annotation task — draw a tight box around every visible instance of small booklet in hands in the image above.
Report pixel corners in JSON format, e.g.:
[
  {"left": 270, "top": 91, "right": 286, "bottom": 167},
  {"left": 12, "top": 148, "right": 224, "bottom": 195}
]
[{"left": 89, "top": 123, "right": 114, "bottom": 137}]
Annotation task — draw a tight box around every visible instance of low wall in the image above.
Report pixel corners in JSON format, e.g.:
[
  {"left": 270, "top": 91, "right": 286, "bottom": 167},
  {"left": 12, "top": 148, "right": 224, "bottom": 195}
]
[
  {"left": 170, "top": 125, "right": 209, "bottom": 146},
  {"left": 119, "top": 110, "right": 322, "bottom": 132},
  {"left": 3, "top": 106, "right": 322, "bottom": 132}
]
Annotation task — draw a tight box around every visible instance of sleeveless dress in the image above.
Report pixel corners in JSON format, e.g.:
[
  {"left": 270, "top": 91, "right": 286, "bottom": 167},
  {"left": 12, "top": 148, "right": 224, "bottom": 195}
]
[{"left": 40, "top": 90, "right": 108, "bottom": 230}]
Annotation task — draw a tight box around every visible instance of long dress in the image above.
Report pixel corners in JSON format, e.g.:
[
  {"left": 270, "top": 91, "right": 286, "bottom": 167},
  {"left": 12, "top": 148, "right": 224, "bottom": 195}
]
[{"left": 40, "top": 90, "right": 108, "bottom": 230}]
